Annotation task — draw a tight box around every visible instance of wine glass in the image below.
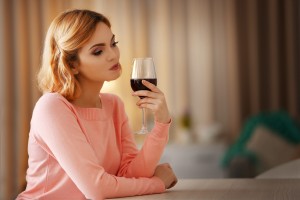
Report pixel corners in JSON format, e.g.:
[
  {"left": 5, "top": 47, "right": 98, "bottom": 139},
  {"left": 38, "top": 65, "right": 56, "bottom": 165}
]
[{"left": 130, "top": 57, "right": 157, "bottom": 134}]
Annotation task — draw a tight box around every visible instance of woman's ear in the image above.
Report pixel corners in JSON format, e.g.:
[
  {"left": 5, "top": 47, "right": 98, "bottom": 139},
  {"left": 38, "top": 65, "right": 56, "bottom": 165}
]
[
  {"left": 72, "top": 68, "right": 79, "bottom": 75},
  {"left": 70, "top": 62, "right": 79, "bottom": 75}
]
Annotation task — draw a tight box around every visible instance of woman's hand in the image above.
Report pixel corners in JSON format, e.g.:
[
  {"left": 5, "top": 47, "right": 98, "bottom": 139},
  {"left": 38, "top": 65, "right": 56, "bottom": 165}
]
[
  {"left": 132, "top": 80, "right": 171, "bottom": 124},
  {"left": 154, "top": 163, "right": 178, "bottom": 189}
]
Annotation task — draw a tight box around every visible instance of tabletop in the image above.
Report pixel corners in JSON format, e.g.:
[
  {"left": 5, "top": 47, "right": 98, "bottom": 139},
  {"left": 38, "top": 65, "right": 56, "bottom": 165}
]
[{"left": 113, "top": 178, "right": 300, "bottom": 200}]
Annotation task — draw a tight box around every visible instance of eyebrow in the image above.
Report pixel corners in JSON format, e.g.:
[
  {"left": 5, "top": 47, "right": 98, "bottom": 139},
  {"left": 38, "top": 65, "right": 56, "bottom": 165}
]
[{"left": 89, "top": 35, "right": 115, "bottom": 50}]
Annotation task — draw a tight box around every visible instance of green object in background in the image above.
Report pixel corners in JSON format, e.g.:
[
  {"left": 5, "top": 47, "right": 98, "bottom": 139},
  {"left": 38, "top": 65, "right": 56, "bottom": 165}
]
[{"left": 221, "top": 111, "right": 300, "bottom": 168}]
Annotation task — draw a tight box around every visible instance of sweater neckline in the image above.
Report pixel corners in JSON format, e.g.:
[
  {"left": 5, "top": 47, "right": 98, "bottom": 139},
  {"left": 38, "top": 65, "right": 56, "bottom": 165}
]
[{"left": 71, "top": 94, "right": 108, "bottom": 121}]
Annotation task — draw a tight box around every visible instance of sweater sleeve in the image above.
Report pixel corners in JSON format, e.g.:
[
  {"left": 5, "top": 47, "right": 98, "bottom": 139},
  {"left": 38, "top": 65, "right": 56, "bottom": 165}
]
[
  {"left": 31, "top": 94, "right": 165, "bottom": 199},
  {"left": 116, "top": 97, "right": 170, "bottom": 178}
]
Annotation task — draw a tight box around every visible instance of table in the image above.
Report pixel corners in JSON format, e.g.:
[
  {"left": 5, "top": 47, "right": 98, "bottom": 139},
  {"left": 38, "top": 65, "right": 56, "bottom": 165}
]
[{"left": 113, "top": 179, "right": 300, "bottom": 200}]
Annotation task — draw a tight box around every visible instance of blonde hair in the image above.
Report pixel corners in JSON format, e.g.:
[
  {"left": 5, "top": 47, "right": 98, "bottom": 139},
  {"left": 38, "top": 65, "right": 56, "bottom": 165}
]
[{"left": 38, "top": 9, "right": 111, "bottom": 101}]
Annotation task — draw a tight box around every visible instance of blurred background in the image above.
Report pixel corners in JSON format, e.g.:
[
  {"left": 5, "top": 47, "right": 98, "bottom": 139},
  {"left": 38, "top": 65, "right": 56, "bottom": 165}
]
[{"left": 1, "top": 0, "right": 300, "bottom": 199}]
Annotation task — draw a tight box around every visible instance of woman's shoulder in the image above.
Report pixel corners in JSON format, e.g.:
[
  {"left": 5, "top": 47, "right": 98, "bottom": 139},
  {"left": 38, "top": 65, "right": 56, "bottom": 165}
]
[
  {"left": 30, "top": 93, "right": 75, "bottom": 126},
  {"left": 35, "top": 92, "right": 72, "bottom": 111},
  {"left": 37, "top": 92, "right": 68, "bottom": 103}
]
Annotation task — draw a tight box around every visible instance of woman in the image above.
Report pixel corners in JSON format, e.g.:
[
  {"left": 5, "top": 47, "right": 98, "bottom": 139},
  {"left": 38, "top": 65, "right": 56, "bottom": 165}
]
[{"left": 17, "top": 9, "right": 177, "bottom": 200}]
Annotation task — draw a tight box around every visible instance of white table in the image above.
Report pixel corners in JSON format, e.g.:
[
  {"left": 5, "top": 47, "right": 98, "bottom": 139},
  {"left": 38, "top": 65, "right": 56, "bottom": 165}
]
[{"left": 113, "top": 179, "right": 300, "bottom": 200}]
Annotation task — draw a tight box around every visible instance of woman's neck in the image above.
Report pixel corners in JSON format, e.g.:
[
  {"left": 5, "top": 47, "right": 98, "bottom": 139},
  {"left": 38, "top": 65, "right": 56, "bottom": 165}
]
[{"left": 72, "top": 82, "right": 103, "bottom": 108}]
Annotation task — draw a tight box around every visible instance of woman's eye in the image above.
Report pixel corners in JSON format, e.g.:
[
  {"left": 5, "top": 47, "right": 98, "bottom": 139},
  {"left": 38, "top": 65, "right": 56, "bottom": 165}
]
[
  {"left": 112, "top": 41, "right": 119, "bottom": 47},
  {"left": 92, "top": 50, "right": 103, "bottom": 56}
]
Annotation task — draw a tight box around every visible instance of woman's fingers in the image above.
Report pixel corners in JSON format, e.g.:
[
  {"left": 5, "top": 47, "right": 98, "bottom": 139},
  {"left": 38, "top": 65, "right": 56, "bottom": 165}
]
[
  {"left": 132, "top": 90, "right": 156, "bottom": 99},
  {"left": 132, "top": 80, "right": 171, "bottom": 123},
  {"left": 136, "top": 97, "right": 161, "bottom": 108},
  {"left": 141, "top": 80, "right": 161, "bottom": 93},
  {"left": 132, "top": 80, "right": 161, "bottom": 97},
  {"left": 154, "top": 163, "right": 178, "bottom": 189},
  {"left": 167, "top": 179, "right": 178, "bottom": 189}
]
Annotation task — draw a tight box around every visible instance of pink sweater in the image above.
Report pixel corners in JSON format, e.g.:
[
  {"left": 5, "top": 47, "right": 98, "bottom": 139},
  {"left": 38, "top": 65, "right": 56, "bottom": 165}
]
[{"left": 17, "top": 93, "right": 170, "bottom": 200}]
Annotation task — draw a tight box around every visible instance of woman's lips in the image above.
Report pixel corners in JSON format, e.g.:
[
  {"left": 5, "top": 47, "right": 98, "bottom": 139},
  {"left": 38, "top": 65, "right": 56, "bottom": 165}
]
[{"left": 110, "top": 63, "right": 120, "bottom": 70}]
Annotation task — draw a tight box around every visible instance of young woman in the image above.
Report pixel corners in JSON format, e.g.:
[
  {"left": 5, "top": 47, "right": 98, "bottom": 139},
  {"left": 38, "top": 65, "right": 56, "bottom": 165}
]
[{"left": 17, "top": 9, "right": 177, "bottom": 200}]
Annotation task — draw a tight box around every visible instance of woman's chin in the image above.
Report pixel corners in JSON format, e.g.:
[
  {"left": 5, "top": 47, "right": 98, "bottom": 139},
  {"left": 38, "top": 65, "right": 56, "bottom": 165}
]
[{"left": 107, "top": 73, "right": 122, "bottom": 82}]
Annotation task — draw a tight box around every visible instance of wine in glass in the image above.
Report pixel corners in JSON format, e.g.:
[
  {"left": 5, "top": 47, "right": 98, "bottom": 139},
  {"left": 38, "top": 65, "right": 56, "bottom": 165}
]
[{"left": 130, "top": 57, "right": 157, "bottom": 134}]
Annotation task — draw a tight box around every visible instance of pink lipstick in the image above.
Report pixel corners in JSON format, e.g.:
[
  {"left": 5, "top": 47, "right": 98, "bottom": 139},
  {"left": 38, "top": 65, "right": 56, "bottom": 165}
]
[{"left": 110, "top": 63, "right": 120, "bottom": 71}]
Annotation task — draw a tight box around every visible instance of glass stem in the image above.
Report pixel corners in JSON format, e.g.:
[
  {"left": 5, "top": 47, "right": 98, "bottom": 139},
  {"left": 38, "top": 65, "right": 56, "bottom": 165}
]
[{"left": 141, "top": 108, "right": 147, "bottom": 130}]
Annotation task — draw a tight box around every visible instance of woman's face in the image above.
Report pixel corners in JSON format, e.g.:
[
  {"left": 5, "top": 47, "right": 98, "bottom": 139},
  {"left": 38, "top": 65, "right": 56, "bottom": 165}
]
[{"left": 76, "top": 22, "right": 121, "bottom": 85}]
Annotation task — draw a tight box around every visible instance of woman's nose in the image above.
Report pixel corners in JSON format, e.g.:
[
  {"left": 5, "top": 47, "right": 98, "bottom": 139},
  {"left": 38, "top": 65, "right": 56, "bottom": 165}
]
[{"left": 106, "top": 47, "right": 118, "bottom": 61}]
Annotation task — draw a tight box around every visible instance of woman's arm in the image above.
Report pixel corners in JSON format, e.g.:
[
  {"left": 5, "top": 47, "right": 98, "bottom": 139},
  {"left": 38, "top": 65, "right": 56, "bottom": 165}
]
[
  {"left": 113, "top": 91, "right": 170, "bottom": 178},
  {"left": 116, "top": 80, "right": 172, "bottom": 178},
  {"left": 117, "top": 119, "right": 170, "bottom": 178}
]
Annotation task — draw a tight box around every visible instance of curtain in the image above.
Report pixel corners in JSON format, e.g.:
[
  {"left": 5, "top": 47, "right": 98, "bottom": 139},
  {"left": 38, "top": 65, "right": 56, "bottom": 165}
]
[
  {"left": 233, "top": 0, "right": 300, "bottom": 140},
  {"left": 0, "top": 0, "right": 299, "bottom": 199}
]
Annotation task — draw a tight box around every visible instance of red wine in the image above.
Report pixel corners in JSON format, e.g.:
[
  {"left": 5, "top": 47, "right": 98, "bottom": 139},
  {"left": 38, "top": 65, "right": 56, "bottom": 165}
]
[{"left": 131, "top": 78, "right": 157, "bottom": 98}]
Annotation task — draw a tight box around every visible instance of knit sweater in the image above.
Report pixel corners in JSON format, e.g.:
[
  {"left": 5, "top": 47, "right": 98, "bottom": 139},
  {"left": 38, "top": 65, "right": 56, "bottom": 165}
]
[{"left": 17, "top": 92, "right": 170, "bottom": 200}]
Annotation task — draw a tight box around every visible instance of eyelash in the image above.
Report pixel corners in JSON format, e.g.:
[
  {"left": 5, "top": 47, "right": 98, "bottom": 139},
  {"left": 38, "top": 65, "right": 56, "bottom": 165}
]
[
  {"left": 92, "top": 41, "right": 119, "bottom": 56},
  {"left": 112, "top": 41, "right": 119, "bottom": 47},
  {"left": 93, "top": 50, "right": 103, "bottom": 56}
]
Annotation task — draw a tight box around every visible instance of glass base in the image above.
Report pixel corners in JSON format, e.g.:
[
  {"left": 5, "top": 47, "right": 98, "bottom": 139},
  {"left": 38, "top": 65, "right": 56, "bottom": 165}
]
[{"left": 135, "top": 127, "right": 149, "bottom": 134}]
